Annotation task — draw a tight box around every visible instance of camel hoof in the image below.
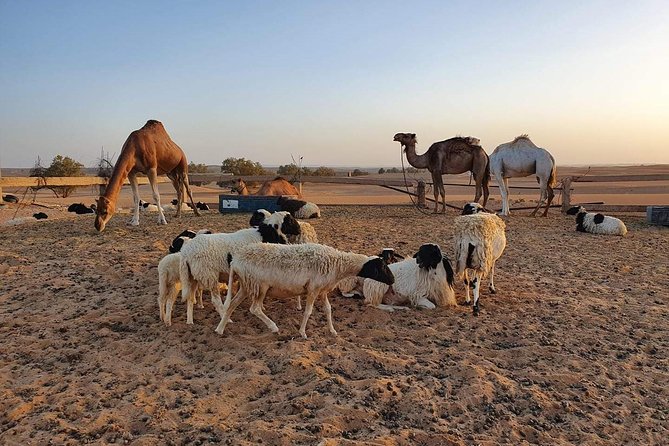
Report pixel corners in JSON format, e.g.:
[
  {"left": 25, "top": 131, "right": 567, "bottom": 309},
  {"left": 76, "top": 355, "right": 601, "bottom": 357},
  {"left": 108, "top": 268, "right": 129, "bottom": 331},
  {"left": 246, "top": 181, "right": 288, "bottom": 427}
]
[
  {"left": 330, "top": 329, "right": 338, "bottom": 337},
  {"left": 299, "top": 331, "right": 308, "bottom": 339},
  {"left": 473, "top": 306, "right": 480, "bottom": 316}
]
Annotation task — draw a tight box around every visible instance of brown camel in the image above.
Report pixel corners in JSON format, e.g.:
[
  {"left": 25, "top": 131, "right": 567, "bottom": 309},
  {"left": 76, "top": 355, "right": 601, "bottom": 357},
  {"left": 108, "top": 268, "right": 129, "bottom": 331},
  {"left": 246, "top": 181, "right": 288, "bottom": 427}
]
[
  {"left": 94, "top": 120, "right": 199, "bottom": 232},
  {"left": 233, "top": 177, "right": 302, "bottom": 198},
  {"left": 393, "top": 133, "right": 490, "bottom": 213}
]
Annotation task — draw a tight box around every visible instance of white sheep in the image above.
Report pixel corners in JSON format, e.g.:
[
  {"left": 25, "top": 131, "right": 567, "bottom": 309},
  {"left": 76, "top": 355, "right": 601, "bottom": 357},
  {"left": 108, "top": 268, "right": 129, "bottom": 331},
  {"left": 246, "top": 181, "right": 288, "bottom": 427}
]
[
  {"left": 454, "top": 203, "right": 507, "bottom": 315},
  {"left": 362, "top": 244, "right": 456, "bottom": 311},
  {"left": 178, "top": 213, "right": 300, "bottom": 325},
  {"left": 277, "top": 196, "right": 321, "bottom": 219},
  {"left": 566, "top": 206, "right": 628, "bottom": 236},
  {"left": 215, "top": 243, "right": 395, "bottom": 339},
  {"left": 158, "top": 229, "right": 212, "bottom": 326}
]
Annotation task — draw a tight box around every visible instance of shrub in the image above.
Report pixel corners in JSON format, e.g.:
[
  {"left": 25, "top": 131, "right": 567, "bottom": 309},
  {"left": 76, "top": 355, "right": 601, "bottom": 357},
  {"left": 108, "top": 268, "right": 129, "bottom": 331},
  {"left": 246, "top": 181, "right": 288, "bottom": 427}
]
[{"left": 30, "top": 155, "right": 85, "bottom": 198}]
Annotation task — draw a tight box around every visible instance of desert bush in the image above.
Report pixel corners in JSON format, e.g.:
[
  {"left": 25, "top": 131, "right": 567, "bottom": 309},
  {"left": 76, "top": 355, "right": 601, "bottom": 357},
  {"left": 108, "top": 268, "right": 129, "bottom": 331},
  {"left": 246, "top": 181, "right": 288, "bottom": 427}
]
[{"left": 30, "top": 155, "right": 85, "bottom": 198}]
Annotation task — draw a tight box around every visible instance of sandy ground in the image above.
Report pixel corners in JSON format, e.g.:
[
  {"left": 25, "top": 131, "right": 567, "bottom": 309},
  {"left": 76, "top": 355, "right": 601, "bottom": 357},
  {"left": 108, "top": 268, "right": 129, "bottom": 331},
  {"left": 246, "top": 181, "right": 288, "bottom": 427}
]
[{"left": 1, "top": 201, "right": 668, "bottom": 445}]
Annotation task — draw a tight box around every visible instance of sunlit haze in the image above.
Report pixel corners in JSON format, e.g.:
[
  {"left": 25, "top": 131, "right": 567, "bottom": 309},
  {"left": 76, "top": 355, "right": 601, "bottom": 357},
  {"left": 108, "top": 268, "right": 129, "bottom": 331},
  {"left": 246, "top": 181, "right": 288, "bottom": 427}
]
[{"left": 1, "top": 0, "right": 668, "bottom": 168}]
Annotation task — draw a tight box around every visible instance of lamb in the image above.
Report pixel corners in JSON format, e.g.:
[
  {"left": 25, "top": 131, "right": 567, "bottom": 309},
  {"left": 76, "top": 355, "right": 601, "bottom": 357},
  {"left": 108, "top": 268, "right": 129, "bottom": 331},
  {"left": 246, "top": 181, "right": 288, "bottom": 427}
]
[
  {"left": 138, "top": 199, "right": 164, "bottom": 212},
  {"left": 277, "top": 196, "right": 321, "bottom": 219},
  {"left": 250, "top": 209, "right": 318, "bottom": 244},
  {"left": 454, "top": 203, "right": 507, "bottom": 315},
  {"left": 215, "top": 243, "right": 395, "bottom": 338},
  {"left": 566, "top": 206, "right": 628, "bottom": 236},
  {"left": 178, "top": 213, "right": 300, "bottom": 325},
  {"left": 362, "top": 244, "right": 456, "bottom": 311},
  {"left": 336, "top": 248, "right": 404, "bottom": 298},
  {"left": 158, "top": 229, "right": 213, "bottom": 325}
]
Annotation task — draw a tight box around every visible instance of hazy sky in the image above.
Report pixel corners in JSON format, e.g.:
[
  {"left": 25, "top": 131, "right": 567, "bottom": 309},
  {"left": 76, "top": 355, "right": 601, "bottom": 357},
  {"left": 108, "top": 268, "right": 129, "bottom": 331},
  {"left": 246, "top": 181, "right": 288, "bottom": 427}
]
[{"left": 1, "top": 0, "right": 668, "bottom": 168}]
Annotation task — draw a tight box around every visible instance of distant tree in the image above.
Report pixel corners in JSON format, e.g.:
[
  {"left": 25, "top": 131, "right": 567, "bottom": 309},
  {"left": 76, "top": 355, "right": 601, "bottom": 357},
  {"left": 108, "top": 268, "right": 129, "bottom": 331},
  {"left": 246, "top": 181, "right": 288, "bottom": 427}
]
[
  {"left": 221, "top": 158, "right": 266, "bottom": 176},
  {"left": 313, "top": 166, "right": 336, "bottom": 177},
  {"left": 378, "top": 168, "right": 386, "bottom": 174},
  {"left": 30, "top": 155, "right": 85, "bottom": 198},
  {"left": 387, "top": 167, "right": 401, "bottom": 174},
  {"left": 406, "top": 167, "right": 421, "bottom": 173},
  {"left": 277, "top": 163, "right": 299, "bottom": 177},
  {"left": 188, "top": 162, "right": 209, "bottom": 173},
  {"left": 351, "top": 168, "right": 369, "bottom": 177}
]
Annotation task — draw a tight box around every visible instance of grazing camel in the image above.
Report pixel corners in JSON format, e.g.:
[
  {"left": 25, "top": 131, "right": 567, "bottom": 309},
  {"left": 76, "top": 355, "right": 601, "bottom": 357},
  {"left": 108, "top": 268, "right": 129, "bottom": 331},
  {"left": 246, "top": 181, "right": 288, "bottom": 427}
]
[
  {"left": 233, "top": 177, "right": 302, "bottom": 198},
  {"left": 393, "top": 133, "right": 490, "bottom": 213},
  {"left": 94, "top": 120, "right": 199, "bottom": 232},
  {"left": 489, "top": 135, "right": 557, "bottom": 217}
]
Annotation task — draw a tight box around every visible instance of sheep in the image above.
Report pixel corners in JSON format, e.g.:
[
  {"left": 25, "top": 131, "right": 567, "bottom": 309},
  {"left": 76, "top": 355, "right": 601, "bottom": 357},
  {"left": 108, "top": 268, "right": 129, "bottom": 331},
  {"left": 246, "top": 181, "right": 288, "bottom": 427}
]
[
  {"left": 336, "top": 248, "right": 404, "bottom": 298},
  {"left": 33, "top": 212, "right": 48, "bottom": 220},
  {"left": 67, "top": 203, "right": 95, "bottom": 214},
  {"left": 250, "top": 209, "right": 318, "bottom": 244},
  {"left": 158, "top": 229, "right": 213, "bottom": 325},
  {"left": 138, "top": 199, "right": 164, "bottom": 212},
  {"left": 453, "top": 205, "right": 507, "bottom": 315},
  {"left": 178, "top": 213, "right": 300, "bottom": 325},
  {"left": 361, "top": 244, "right": 456, "bottom": 311},
  {"left": 566, "top": 206, "right": 628, "bottom": 236},
  {"left": 215, "top": 243, "right": 395, "bottom": 339},
  {"left": 2, "top": 194, "right": 19, "bottom": 203},
  {"left": 277, "top": 196, "right": 321, "bottom": 219}
]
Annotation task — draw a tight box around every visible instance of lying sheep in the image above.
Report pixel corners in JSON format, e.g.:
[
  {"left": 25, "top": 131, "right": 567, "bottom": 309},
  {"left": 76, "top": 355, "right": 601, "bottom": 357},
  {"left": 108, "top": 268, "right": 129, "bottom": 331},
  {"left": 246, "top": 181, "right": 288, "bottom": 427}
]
[
  {"left": 67, "top": 203, "right": 95, "bottom": 214},
  {"left": 336, "top": 248, "right": 404, "bottom": 298},
  {"left": 277, "top": 196, "right": 321, "bottom": 219},
  {"left": 362, "top": 244, "right": 456, "bottom": 311},
  {"left": 178, "top": 213, "right": 300, "bottom": 325},
  {"left": 454, "top": 203, "right": 507, "bottom": 315},
  {"left": 566, "top": 206, "right": 628, "bottom": 236},
  {"left": 215, "top": 243, "right": 395, "bottom": 338}
]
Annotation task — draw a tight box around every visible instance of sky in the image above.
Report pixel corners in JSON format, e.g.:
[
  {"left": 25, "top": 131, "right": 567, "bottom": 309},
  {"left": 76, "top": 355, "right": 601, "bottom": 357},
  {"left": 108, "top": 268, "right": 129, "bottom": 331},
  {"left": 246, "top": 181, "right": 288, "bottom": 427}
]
[{"left": 1, "top": 0, "right": 668, "bottom": 168}]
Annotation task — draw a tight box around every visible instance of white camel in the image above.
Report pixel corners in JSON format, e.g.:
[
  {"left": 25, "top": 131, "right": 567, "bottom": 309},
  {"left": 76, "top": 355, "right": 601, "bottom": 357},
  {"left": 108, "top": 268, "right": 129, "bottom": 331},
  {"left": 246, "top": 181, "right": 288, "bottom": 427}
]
[{"left": 489, "top": 135, "right": 557, "bottom": 217}]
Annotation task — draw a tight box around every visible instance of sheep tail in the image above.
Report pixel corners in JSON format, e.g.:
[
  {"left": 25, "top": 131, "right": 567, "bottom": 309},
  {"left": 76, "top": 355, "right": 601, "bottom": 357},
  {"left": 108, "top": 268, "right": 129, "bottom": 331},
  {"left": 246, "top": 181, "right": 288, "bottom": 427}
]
[{"left": 454, "top": 237, "right": 472, "bottom": 280}]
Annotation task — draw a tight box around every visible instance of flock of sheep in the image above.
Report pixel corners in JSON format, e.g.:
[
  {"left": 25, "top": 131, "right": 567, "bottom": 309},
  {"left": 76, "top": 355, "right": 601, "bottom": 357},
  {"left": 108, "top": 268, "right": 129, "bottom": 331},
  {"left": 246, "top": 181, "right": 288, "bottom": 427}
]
[{"left": 157, "top": 201, "right": 512, "bottom": 338}]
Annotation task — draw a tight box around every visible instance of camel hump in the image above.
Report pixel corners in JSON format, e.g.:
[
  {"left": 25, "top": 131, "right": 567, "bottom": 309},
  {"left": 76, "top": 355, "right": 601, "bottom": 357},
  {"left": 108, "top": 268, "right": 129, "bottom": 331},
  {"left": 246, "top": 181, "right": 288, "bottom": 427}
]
[{"left": 512, "top": 134, "right": 531, "bottom": 144}]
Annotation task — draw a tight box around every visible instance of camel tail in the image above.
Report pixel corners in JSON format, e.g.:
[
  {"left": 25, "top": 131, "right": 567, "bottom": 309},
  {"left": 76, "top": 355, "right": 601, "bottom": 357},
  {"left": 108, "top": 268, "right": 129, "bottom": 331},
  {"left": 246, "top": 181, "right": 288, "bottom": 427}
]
[
  {"left": 483, "top": 154, "right": 491, "bottom": 188},
  {"left": 548, "top": 156, "right": 558, "bottom": 188}
]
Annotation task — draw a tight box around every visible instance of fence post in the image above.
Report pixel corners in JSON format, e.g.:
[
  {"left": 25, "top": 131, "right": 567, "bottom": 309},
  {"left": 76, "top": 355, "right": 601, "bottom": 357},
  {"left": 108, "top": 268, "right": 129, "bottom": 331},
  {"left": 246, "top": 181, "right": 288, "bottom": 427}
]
[
  {"left": 561, "top": 176, "right": 573, "bottom": 213},
  {"left": 417, "top": 181, "right": 426, "bottom": 208}
]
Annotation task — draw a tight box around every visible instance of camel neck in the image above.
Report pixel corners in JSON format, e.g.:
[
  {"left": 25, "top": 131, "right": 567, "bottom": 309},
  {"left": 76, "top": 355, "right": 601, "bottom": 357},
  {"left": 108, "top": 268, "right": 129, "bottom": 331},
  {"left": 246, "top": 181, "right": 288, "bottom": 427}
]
[
  {"left": 103, "top": 151, "right": 135, "bottom": 203},
  {"left": 403, "top": 144, "right": 429, "bottom": 169}
]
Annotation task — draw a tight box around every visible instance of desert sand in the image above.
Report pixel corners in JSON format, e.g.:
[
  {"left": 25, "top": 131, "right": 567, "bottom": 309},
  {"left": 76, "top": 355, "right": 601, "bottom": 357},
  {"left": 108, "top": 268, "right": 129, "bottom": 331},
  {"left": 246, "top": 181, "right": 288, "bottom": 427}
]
[{"left": 1, "top": 165, "right": 668, "bottom": 445}]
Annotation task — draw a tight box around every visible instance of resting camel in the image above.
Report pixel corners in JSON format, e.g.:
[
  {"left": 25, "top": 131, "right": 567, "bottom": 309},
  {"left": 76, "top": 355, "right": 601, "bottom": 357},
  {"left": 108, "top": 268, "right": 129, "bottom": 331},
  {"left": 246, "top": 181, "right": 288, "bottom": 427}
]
[
  {"left": 94, "top": 120, "right": 199, "bottom": 232},
  {"left": 233, "top": 177, "right": 302, "bottom": 198},
  {"left": 393, "top": 133, "right": 490, "bottom": 213},
  {"left": 489, "top": 135, "right": 557, "bottom": 217}
]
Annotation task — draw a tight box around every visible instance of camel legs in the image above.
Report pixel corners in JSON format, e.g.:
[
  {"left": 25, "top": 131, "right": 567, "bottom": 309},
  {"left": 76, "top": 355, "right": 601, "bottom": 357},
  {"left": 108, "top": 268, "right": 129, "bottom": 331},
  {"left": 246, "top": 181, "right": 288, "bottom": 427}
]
[
  {"left": 128, "top": 173, "right": 141, "bottom": 226},
  {"left": 530, "top": 179, "right": 554, "bottom": 217},
  {"left": 431, "top": 172, "right": 446, "bottom": 213},
  {"left": 542, "top": 186, "right": 555, "bottom": 217},
  {"left": 147, "top": 168, "right": 168, "bottom": 225},
  {"left": 495, "top": 173, "right": 510, "bottom": 216},
  {"left": 182, "top": 175, "right": 200, "bottom": 217}
]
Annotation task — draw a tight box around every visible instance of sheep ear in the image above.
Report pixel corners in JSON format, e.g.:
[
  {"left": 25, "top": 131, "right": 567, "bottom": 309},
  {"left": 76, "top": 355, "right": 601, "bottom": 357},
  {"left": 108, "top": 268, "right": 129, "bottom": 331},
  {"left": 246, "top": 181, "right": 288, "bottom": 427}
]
[
  {"left": 169, "top": 237, "right": 185, "bottom": 253},
  {"left": 249, "top": 211, "right": 265, "bottom": 227},
  {"left": 442, "top": 255, "right": 455, "bottom": 287}
]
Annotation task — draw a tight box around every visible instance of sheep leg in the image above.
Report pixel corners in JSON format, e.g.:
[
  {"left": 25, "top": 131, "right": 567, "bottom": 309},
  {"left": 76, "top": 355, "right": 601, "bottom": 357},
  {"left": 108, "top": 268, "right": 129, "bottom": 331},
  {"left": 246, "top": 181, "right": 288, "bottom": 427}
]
[
  {"left": 128, "top": 173, "right": 141, "bottom": 226},
  {"left": 322, "top": 294, "right": 337, "bottom": 336},
  {"left": 296, "top": 295, "right": 302, "bottom": 310},
  {"left": 196, "top": 287, "right": 204, "bottom": 309},
  {"left": 249, "top": 288, "right": 278, "bottom": 333},
  {"left": 472, "top": 273, "right": 481, "bottom": 316},
  {"left": 415, "top": 296, "right": 436, "bottom": 310},
  {"left": 375, "top": 304, "right": 409, "bottom": 312},
  {"left": 463, "top": 270, "right": 471, "bottom": 304},
  {"left": 488, "top": 264, "right": 496, "bottom": 294},
  {"left": 299, "top": 292, "right": 318, "bottom": 339},
  {"left": 210, "top": 286, "right": 226, "bottom": 319},
  {"left": 164, "top": 286, "right": 179, "bottom": 327},
  {"left": 215, "top": 288, "right": 247, "bottom": 334}
]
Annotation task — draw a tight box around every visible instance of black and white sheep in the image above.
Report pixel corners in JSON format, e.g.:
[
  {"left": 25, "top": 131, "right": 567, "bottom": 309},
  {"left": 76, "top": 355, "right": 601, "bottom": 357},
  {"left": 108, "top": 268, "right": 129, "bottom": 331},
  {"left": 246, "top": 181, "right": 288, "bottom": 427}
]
[
  {"left": 277, "top": 196, "right": 321, "bottom": 219},
  {"left": 566, "top": 206, "right": 628, "bottom": 236},
  {"left": 178, "top": 213, "right": 300, "bottom": 325},
  {"left": 362, "top": 243, "right": 455, "bottom": 311},
  {"left": 336, "top": 248, "right": 404, "bottom": 298},
  {"left": 215, "top": 243, "right": 395, "bottom": 338},
  {"left": 454, "top": 204, "right": 507, "bottom": 315},
  {"left": 250, "top": 209, "right": 318, "bottom": 244}
]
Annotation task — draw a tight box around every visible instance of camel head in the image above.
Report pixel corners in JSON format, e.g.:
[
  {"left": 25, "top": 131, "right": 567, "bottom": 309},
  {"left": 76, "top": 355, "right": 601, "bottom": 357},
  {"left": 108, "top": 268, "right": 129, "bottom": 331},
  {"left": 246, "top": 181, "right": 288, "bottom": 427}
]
[
  {"left": 94, "top": 196, "right": 114, "bottom": 232},
  {"left": 232, "top": 178, "right": 248, "bottom": 194},
  {"left": 393, "top": 133, "right": 417, "bottom": 148}
]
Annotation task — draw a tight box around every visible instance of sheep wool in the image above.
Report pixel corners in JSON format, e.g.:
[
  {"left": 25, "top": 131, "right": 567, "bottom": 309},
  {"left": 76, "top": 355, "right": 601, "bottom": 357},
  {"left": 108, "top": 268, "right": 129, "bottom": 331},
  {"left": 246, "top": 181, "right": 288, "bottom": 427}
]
[{"left": 453, "top": 213, "right": 506, "bottom": 279}]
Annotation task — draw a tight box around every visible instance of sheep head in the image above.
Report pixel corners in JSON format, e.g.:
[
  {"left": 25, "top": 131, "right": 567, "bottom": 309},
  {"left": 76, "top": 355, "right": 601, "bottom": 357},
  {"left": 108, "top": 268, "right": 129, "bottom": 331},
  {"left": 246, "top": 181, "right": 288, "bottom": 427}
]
[{"left": 358, "top": 257, "right": 395, "bottom": 285}]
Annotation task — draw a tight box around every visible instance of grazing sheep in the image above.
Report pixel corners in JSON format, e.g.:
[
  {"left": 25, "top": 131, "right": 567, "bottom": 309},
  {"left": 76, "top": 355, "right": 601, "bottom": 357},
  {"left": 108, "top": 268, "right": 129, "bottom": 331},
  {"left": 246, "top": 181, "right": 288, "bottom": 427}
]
[
  {"left": 215, "top": 243, "right": 395, "bottom": 339},
  {"left": 566, "top": 206, "right": 628, "bottom": 236},
  {"left": 454, "top": 206, "right": 507, "bottom": 315},
  {"left": 250, "top": 209, "right": 318, "bottom": 244},
  {"left": 362, "top": 244, "right": 456, "bottom": 311},
  {"left": 277, "top": 196, "right": 321, "bottom": 219},
  {"left": 67, "top": 203, "right": 95, "bottom": 214},
  {"left": 178, "top": 213, "right": 300, "bottom": 325},
  {"left": 336, "top": 248, "right": 404, "bottom": 298}
]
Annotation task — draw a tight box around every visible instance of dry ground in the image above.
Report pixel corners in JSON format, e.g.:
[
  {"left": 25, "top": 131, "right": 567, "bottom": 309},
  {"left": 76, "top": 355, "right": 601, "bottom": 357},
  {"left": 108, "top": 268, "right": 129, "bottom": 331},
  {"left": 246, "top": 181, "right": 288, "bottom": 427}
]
[{"left": 1, "top": 206, "right": 668, "bottom": 445}]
